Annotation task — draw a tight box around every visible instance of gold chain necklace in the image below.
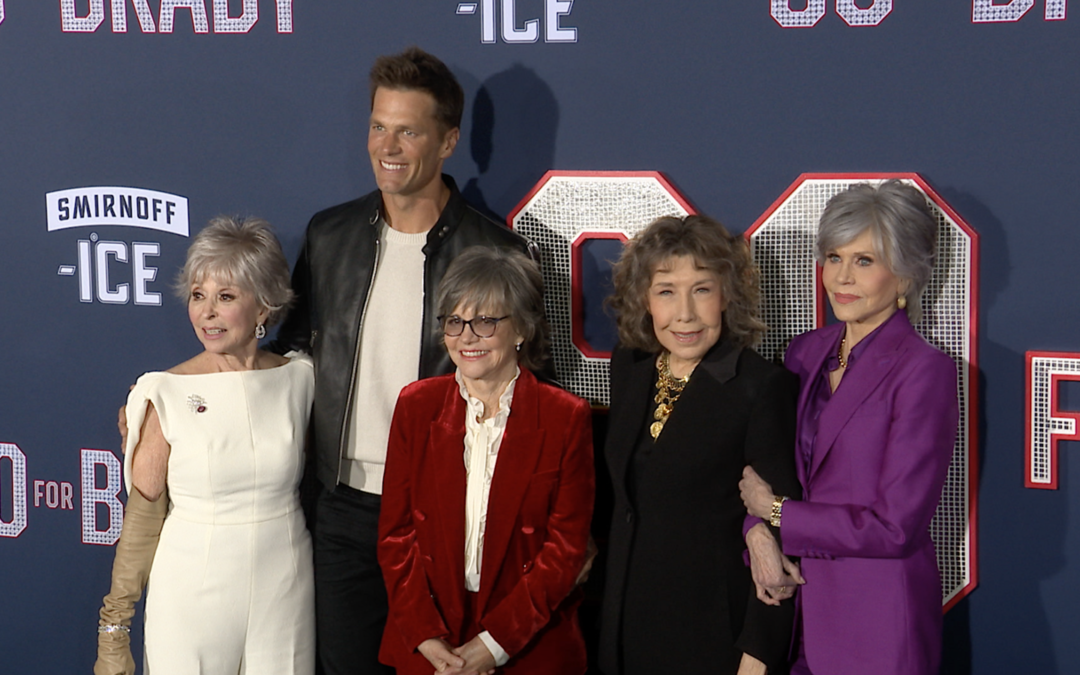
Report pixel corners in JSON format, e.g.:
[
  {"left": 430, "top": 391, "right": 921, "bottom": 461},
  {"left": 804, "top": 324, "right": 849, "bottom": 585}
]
[
  {"left": 836, "top": 336, "right": 848, "bottom": 369},
  {"left": 650, "top": 351, "right": 690, "bottom": 439}
]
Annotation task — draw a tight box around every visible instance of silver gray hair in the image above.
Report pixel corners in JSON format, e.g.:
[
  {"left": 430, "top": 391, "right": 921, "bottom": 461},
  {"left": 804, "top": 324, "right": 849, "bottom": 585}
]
[
  {"left": 816, "top": 180, "right": 938, "bottom": 323},
  {"left": 175, "top": 216, "right": 294, "bottom": 326},
  {"left": 436, "top": 246, "right": 550, "bottom": 373}
]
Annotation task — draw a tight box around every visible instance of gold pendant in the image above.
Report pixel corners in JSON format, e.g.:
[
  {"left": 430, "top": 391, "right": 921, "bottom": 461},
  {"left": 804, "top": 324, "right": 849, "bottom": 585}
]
[{"left": 650, "top": 421, "right": 664, "bottom": 439}]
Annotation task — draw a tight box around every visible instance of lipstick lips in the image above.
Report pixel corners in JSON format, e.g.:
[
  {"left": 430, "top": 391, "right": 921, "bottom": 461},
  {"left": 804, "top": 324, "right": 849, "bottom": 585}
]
[
  {"left": 670, "top": 329, "right": 703, "bottom": 343},
  {"left": 832, "top": 293, "right": 860, "bottom": 305}
]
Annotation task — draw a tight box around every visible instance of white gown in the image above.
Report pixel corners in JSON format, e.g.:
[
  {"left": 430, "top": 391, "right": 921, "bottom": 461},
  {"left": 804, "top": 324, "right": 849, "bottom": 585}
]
[{"left": 123, "top": 353, "right": 315, "bottom": 675}]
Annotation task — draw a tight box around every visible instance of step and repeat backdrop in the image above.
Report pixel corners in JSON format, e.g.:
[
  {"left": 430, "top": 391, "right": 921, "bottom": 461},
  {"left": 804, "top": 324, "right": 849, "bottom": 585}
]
[{"left": 2, "top": 2, "right": 1079, "bottom": 673}]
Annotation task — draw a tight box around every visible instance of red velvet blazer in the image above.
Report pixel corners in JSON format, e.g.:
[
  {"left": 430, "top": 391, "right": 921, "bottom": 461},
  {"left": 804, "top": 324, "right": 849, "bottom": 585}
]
[{"left": 377, "top": 368, "right": 594, "bottom": 675}]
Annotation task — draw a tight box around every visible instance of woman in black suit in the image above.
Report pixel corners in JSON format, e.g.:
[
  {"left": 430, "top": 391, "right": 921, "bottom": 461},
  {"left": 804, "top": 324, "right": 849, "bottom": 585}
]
[{"left": 598, "top": 215, "right": 801, "bottom": 675}]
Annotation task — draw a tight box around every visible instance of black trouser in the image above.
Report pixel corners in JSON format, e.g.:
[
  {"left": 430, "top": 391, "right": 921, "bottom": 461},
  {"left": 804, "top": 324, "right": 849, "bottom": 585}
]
[{"left": 314, "top": 484, "right": 395, "bottom": 675}]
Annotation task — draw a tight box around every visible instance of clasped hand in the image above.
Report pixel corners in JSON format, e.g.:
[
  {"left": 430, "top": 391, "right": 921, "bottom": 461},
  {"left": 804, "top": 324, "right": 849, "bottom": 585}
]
[
  {"left": 745, "top": 522, "right": 804, "bottom": 605},
  {"left": 418, "top": 636, "right": 496, "bottom": 675},
  {"left": 739, "top": 465, "right": 775, "bottom": 520},
  {"left": 741, "top": 466, "right": 804, "bottom": 605}
]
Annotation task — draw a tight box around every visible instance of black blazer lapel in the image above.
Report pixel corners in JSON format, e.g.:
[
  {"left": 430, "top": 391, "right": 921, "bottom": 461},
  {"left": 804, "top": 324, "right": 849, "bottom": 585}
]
[
  {"left": 650, "top": 338, "right": 741, "bottom": 451},
  {"left": 605, "top": 349, "right": 657, "bottom": 496}
]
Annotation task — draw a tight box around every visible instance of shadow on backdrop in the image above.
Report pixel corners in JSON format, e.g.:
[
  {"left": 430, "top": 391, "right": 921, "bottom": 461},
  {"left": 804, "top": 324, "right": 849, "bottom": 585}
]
[
  {"left": 937, "top": 186, "right": 1062, "bottom": 675},
  {"left": 461, "top": 64, "right": 559, "bottom": 222}
]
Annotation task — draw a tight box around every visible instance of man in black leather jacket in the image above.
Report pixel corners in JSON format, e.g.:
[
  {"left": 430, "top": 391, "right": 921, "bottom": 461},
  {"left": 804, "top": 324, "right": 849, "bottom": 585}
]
[
  {"left": 274, "top": 174, "right": 534, "bottom": 493},
  {"left": 272, "top": 48, "right": 534, "bottom": 675}
]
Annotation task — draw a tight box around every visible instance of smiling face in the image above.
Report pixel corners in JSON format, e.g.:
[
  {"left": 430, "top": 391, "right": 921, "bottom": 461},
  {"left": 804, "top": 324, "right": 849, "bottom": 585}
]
[
  {"left": 187, "top": 275, "right": 268, "bottom": 361},
  {"left": 821, "top": 228, "right": 907, "bottom": 339},
  {"left": 444, "top": 303, "right": 523, "bottom": 390},
  {"left": 367, "top": 87, "right": 458, "bottom": 202},
  {"left": 647, "top": 255, "right": 727, "bottom": 379}
]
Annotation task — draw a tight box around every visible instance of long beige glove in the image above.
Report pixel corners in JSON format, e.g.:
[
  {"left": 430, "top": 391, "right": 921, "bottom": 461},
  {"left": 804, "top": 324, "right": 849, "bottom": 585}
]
[{"left": 94, "top": 489, "right": 167, "bottom": 675}]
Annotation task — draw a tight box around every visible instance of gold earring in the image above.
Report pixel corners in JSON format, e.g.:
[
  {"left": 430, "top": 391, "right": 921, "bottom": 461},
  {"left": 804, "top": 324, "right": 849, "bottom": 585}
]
[{"left": 897, "top": 296, "right": 907, "bottom": 310}]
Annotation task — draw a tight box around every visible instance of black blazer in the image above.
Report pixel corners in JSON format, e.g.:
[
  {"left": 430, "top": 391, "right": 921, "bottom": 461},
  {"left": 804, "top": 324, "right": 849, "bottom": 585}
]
[{"left": 598, "top": 338, "right": 800, "bottom": 674}]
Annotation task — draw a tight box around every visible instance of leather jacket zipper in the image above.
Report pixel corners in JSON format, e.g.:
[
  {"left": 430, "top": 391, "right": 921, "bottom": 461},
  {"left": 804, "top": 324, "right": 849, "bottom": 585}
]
[{"left": 336, "top": 235, "right": 380, "bottom": 485}]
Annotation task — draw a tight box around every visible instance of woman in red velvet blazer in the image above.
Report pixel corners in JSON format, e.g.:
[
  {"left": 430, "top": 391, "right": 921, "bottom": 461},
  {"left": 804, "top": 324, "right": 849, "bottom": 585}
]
[{"left": 378, "top": 247, "right": 594, "bottom": 675}]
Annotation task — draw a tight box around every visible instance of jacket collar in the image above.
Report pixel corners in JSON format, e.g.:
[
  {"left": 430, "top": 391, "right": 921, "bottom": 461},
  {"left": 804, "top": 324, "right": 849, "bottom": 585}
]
[
  {"left": 436, "top": 365, "right": 539, "bottom": 430},
  {"left": 696, "top": 335, "right": 742, "bottom": 386},
  {"left": 368, "top": 174, "right": 464, "bottom": 252},
  {"left": 806, "top": 312, "right": 917, "bottom": 481},
  {"left": 625, "top": 334, "right": 743, "bottom": 384},
  {"left": 424, "top": 174, "right": 466, "bottom": 252}
]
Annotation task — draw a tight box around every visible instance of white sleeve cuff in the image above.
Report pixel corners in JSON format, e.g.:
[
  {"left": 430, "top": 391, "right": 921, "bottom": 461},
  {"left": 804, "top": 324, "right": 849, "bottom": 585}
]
[{"left": 478, "top": 630, "right": 510, "bottom": 667}]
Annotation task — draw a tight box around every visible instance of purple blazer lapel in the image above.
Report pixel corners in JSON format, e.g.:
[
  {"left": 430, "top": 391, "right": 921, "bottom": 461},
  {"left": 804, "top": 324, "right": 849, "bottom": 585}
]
[
  {"left": 431, "top": 381, "right": 468, "bottom": 590},
  {"left": 478, "top": 369, "right": 545, "bottom": 612},
  {"left": 808, "top": 315, "right": 916, "bottom": 483},
  {"left": 790, "top": 325, "right": 842, "bottom": 488}
]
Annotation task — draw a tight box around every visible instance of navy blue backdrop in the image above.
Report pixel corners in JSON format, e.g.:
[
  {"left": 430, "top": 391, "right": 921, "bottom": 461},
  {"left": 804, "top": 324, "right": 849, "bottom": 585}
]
[{"left": 2, "top": 1, "right": 1078, "bottom": 672}]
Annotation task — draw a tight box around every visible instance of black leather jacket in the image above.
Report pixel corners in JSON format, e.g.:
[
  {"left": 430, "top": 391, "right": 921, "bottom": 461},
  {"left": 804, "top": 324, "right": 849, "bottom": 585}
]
[{"left": 272, "top": 176, "right": 535, "bottom": 490}]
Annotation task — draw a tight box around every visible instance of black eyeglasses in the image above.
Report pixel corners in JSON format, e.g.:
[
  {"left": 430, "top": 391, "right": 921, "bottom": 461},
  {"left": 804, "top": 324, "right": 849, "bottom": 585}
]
[{"left": 438, "top": 315, "right": 510, "bottom": 338}]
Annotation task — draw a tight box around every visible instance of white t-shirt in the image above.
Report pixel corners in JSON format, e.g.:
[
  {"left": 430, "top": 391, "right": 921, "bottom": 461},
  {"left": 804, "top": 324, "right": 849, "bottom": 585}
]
[{"left": 341, "top": 221, "right": 427, "bottom": 494}]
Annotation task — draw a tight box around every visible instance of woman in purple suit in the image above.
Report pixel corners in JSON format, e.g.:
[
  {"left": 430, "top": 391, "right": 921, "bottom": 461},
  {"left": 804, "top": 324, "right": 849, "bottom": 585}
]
[{"left": 740, "top": 180, "right": 959, "bottom": 675}]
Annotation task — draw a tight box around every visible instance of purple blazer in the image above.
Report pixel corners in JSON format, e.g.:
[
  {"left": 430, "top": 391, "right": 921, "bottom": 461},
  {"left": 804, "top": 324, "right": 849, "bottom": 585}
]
[{"left": 781, "top": 313, "right": 958, "bottom": 675}]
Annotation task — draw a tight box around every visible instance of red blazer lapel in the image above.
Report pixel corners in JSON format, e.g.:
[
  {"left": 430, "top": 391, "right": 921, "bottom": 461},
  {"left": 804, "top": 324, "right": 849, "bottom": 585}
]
[
  {"left": 478, "top": 369, "right": 545, "bottom": 613},
  {"left": 809, "top": 315, "right": 915, "bottom": 482},
  {"left": 431, "top": 380, "right": 468, "bottom": 597}
]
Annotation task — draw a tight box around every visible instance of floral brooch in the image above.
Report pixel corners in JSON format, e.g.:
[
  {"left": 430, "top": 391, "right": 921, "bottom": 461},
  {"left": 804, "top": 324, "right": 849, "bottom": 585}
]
[{"left": 187, "top": 394, "right": 207, "bottom": 414}]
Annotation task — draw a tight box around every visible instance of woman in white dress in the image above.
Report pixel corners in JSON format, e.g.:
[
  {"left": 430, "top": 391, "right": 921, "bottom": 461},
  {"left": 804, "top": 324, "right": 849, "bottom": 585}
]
[{"left": 95, "top": 216, "right": 315, "bottom": 675}]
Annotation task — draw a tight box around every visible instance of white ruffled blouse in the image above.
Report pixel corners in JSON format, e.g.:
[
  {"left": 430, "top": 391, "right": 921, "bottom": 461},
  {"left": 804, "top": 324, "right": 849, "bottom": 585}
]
[{"left": 456, "top": 367, "right": 520, "bottom": 666}]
